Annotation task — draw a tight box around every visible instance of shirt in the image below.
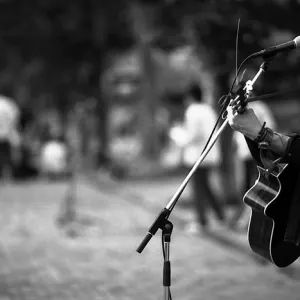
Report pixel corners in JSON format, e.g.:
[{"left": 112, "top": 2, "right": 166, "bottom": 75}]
[
  {"left": 40, "top": 140, "right": 68, "bottom": 173},
  {"left": 0, "top": 96, "right": 20, "bottom": 144},
  {"left": 181, "top": 102, "right": 221, "bottom": 167}
]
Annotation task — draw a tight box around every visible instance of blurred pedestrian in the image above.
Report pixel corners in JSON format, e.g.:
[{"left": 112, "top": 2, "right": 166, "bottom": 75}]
[
  {"left": 0, "top": 95, "right": 21, "bottom": 180},
  {"left": 40, "top": 138, "right": 69, "bottom": 179},
  {"left": 172, "top": 84, "right": 225, "bottom": 233},
  {"left": 228, "top": 100, "right": 277, "bottom": 229},
  {"left": 39, "top": 109, "right": 69, "bottom": 179},
  {"left": 14, "top": 103, "right": 39, "bottom": 179}
]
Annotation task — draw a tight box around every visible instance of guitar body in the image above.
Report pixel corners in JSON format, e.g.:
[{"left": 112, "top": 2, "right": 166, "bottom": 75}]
[{"left": 244, "top": 163, "right": 300, "bottom": 267}]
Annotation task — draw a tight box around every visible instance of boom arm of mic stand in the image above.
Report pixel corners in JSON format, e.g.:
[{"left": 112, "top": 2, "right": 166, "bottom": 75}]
[
  {"left": 136, "top": 59, "right": 271, "bottom": 254},
  {"left": 136, "top": 119, "right": 228, "bottom": 253}
]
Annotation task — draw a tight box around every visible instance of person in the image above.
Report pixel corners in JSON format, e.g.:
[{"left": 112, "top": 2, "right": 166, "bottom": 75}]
[
  {"left": 228, "top": 100, "right": 277, "bottom": 229},
  {"left": 40, "top": 137, "right": 69, "bottom": 179},
  {"left": 173, "top": 84, "right": 225, "bottom": 233},
  {"left": 227, "top": 102, "right": 294, "bottom": 168},
  {"left": 15, "top": 104, "right": 39, "bottom": 179},
  {"left": 227, "top": 99, "right": 300, "bottom": 242},
  {"left": 39, "top": 109, "right": 69, "bottom": 179},
  {"left": 0, "top": 95, "right": 21, "bottom": 180}
]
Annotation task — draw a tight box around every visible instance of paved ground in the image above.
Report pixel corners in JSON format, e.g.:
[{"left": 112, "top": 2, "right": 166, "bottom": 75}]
[{"left": 0, "top": 173, "right": 300, "bottom": 300}]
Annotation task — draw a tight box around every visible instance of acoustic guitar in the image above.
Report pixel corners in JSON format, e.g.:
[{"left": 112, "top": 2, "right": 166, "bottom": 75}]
[{"left": 244, "top": 162, "right": 300, "bottom": 267}]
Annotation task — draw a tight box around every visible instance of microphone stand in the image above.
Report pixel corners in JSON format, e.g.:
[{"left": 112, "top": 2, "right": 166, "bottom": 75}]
[{"left": 136, "top": 57, "right": 274, "bottom": 300}]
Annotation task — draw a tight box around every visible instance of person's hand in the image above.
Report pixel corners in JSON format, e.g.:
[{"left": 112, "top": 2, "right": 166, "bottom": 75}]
[{"left": 226, "top": 103, "right": 263, "bottom": 140}]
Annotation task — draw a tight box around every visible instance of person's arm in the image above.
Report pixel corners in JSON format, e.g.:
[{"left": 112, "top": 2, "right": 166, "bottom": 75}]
[
  {"left": 266, "top": 131, "right": 290, "bottom": 156},
  {"left": 227, "top": 105, "right": 290, "bottom": 154},
  {"left": 226, "top": 104, "right": 296, "bottom": 172},
  {"left": 243, "top": 131, "right": 290, "bottom": 169},
  {"left": 229, "top": 104, "right": 300, "bottom": 168},
  {"left": 281, "top": 135, "right": 300, "bottom": 168}
]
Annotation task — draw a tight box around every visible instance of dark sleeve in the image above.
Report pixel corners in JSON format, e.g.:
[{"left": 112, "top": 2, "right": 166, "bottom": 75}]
[
  {"left": 281, "top": 134, "right": 300, "bottom": 168},
  {"left": 282, "top": 134, "right": 300, "bottom": 245},
  {"left": 244, "top": 136, "right": 263, "bottom": 167},
  {"left": 244, "top": 134, "right": 300, "bottom": 169}
]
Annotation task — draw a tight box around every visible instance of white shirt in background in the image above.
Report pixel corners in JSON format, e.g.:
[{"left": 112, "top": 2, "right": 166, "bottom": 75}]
[
  {"left": 171, "top": 102, "right": 221, "bottom": 167},
  {"left": 0, "top": 95, "right": 20, "bottom": 145},
  {"left": 40, "top": 141, "right": 68, "bottom": 174}
]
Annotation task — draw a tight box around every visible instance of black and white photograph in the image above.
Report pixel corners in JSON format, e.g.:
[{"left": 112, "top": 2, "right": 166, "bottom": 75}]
[{"left": 0, "top": 1, "right": 300, "bottom": 299}]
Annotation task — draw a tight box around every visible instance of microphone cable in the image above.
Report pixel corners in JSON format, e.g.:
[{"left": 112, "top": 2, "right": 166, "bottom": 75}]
[{"left": 197, "top": 18, "right": 251, "bottom": 161}]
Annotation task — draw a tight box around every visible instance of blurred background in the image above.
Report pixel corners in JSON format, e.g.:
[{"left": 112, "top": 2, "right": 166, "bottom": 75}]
[{"left": 1, "top": 0, "right": 300, "bottom": 299}]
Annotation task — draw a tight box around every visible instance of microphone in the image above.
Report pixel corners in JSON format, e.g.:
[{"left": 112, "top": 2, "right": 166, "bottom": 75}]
[{"left": 250, "top": 36, "right": 300, "bottom": 59}]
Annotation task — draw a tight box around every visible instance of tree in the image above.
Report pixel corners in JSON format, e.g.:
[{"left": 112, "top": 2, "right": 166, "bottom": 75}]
[
  {"left": 151, "top": 0, "right": 300, "bottom": 202},
  {"left": 1, "top": 0, "right": 299, "bottom": 171}
]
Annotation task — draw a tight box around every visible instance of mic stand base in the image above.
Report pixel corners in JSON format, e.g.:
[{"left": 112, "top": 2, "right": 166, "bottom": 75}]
[{"left": 162, "top": 220, "right": 173, "bottom": 300}]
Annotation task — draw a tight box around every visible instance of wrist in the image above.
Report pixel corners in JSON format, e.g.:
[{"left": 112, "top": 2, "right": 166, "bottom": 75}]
[
  {"left": 247, "top": 127, "right": 262, "bottom": 141},
  {"left": 241, "top": 122, "right": 262, "bottom": 141},
  {"left": 253, "top": 122, "right": 274, "bottom": 149},
  {"left": 269, "top": 132, "right": 290, "bottom": 156}
]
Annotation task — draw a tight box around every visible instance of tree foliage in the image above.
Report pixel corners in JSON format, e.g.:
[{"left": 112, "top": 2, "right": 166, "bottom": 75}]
[
  {"left": 1, "top": 0, "right": 299, "bottom": 105},
  {"left": 156, "top": 0, "right": 300, "bottom": 93}
]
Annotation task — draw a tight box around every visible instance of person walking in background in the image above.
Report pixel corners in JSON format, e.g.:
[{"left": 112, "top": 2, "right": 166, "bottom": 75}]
[
  {"left": 0, "top": 95, "right": 21, "bottom": 180},
  {"left": 39, "top": 108, "right": 69, "bottom": 179},
  {"left": 172, "top": 84, "right": 225, "bottom": 233},
  {"left": 228, "top": 100, "right": 277, "bottom": 229}
]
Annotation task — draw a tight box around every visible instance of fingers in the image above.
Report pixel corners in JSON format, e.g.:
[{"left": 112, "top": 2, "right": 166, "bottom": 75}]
[
  {"left": 226, "top": 104, "right": 234, "bottom": 118},
  {"left": 227, "top": 100, "right": 238, "bottom": 117},
  {"left": 226, "top": 105, "right": 236, "bottom": 128},
  {"left": 229, "top": 98, "right": 245, "bottom": 115},
  {"left": 227, "top": 100, "right": 244, "bottom": 128}
]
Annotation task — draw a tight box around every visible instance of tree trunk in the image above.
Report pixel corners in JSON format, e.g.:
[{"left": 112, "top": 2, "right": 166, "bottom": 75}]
[
  {"left": 95, "top": 87, "right": 109, "bottom": 166},
  {"left": 138, "top": 44, "right": 161, "bottom": 159},
  {"left": 91, "top": 0, "right": 112, "bottom": 166}
]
